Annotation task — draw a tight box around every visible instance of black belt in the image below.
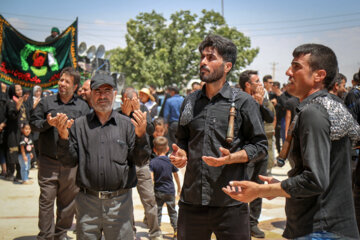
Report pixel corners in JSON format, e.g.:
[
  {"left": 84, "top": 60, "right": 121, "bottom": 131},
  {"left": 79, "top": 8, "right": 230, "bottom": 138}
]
[{"left": 80, "top": 187, "right": 129, "bottom": 199}]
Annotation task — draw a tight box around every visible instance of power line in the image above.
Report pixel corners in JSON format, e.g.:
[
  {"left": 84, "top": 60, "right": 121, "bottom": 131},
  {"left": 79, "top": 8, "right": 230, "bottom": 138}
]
[
  {"left": 232, "top": 11, "right": 360, "bottom": 26},
  {"left": 249, "top": 24, "right": 360, "bottom": 37},
  {"left": 240, "top": 17, "right": 360, "bottom": 32},
  {"left": 1, "top": 12, "right": 127, "bottom": 26},
  {"left": 3, "top": 10, "right": 360, "bottom": 28}
]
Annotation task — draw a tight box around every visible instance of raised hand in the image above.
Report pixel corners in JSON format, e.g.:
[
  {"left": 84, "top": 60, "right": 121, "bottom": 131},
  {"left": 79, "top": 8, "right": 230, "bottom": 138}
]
[
  {"left": 13, "top": 96, "right": 24, "bottom": 111},
  {"left": 202, "top": 147, "right": 232, "bottom": 167},
  {"left": 252, "top": 85, "right": 265, "bottom": 105},
  {"left": 131, "top": 95, "right": 140, "bottom": 111},
  {"left": 131, "top": 110, "right": 147, "bottom": 137},
  {"left": 121, "top": 98, "right": 133, "bottom": 116},
  {"left": 170, "top": 144, "right": 187, "bottom": 168},
  {"left": 222, "top": 180, "right": 260, "bottom": 203},
  {"left": 47, "top": 113, "right": 58, "bottom": 127}
]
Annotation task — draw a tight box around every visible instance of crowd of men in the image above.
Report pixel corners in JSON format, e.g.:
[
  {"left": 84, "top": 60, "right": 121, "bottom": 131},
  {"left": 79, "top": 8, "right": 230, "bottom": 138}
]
[{"left": 1, "top": 34, "right": 360, "bottom": 240}]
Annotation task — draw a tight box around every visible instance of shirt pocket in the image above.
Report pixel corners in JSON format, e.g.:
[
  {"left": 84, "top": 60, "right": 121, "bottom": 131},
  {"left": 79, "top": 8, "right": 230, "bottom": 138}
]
[
  {"left": 211, "top": 104, "right": 241, "bottom": 142},
  {"left": 111, "top": 139, "right": 128, "bottom": 165}
]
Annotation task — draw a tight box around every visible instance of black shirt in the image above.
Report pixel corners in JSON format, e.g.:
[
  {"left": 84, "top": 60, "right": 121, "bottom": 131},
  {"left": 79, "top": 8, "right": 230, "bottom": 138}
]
[
  {"left": 57, "top": 110, "right": 151, "bottom": 191},
  {"left": 176, "top": 82, "right": 267, "bottom": 207},
  {"left": 344, "top": 87, "right": 360, "bottom": 123},
  {"left": 281, "top": 90, "right": 359, "bottom": 239},
  {"left": 284, "top": 95, "right": 299, "bottom": 122},
  {"left": 30, "top": 94, "right": 90, "bottom": 159}
]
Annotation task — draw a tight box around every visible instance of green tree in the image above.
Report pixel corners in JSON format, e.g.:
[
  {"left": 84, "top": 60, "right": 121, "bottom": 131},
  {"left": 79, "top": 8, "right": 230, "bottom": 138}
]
[{"left": 109, "top": 9, "right": 259, "bottom": 88}]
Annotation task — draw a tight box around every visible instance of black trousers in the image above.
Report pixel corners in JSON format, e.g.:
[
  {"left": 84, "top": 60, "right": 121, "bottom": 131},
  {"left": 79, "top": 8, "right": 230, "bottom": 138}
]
[
  {"left": 275, "top": 125, "right": 282, "bottom": 154},
  {"left": 37, "top": 155, "right": 78, "bottom": 240},
  {"left": 178, "top": 202, "right": 250, "bottom": 240}
]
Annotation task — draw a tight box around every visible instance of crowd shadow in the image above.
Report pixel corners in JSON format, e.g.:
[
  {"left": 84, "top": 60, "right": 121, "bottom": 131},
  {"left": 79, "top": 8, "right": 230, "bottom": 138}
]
[
  {"left": 13, "top": 236, "right": 36, "bottom": 240},
  {"left": 272, "top": 220, "right": 286, "bottom": 230}
]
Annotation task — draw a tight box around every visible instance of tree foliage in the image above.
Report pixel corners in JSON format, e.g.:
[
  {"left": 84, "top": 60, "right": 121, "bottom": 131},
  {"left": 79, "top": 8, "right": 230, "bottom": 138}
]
[{"left": 109, "top": 9, "right": 259, "bottom": 88}]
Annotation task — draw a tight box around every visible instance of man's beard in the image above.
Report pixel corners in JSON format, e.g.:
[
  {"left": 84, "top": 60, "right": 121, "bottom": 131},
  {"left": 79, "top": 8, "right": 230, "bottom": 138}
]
[
  {"left": 91, "top": 98, "right": 114, "bottom": 113},
  {"left": 200, "top": 64, "right": 225, "bottom": 83}
]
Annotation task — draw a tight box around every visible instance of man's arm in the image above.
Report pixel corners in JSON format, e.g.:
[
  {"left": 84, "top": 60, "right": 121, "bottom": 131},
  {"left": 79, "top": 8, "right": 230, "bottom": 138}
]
[
  {"left": 173, "top": 172, "right": 181, "bottom": 196},
  {"left": 280, "top": 104, "right": 331, "bottom": 198},
  {"left": 127, "top": 110, "right": 151, "bottom": 166},
  {"left": 259, "top": 101, "right": 274, "bottom": 123},
  {"left": 56, "top": 114, "right": 78, "bottom": 168},
  {"left": 30, "top": 98, "right": 52, "bottom": 132},
  {"left": 202, "top": 96, "right": 268, "bottom": 166},
  {"left": 222, "top": 175, "right": 290, "bottom": 203}
]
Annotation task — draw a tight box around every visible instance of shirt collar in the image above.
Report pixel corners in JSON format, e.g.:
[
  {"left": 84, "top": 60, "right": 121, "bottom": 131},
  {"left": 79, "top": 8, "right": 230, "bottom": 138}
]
[
  {"left": 198, "top": 81, "right": 232, "bottom": 100},
  {"left": 297, "top": 89, "right": 328, "bottom": 112},
  {"left": 55, "top": 93, "right": 77, "bottom": 105},
  {"left": 89, "top": 110, "right": 118, "bottom": 126}
]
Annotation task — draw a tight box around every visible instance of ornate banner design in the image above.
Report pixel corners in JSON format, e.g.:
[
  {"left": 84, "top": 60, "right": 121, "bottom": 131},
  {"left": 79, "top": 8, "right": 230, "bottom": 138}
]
[{"left": 0, "top": 15, "right": 78, "bottom": 89}]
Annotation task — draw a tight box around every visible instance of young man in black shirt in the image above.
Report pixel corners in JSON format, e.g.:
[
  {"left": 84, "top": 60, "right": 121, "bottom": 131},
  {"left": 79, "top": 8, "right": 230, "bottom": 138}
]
[
  {"left": 170, "top": 34, "right": 267, "bottom": 239},
  {"left": 223, "top": 43, "right": 360, "bottom": 240}
]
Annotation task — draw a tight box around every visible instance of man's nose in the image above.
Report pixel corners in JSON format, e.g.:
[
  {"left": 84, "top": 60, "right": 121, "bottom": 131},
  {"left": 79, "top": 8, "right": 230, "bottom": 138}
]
[{"left": 286, "top": 67, "right": 292, "bottom": 76}]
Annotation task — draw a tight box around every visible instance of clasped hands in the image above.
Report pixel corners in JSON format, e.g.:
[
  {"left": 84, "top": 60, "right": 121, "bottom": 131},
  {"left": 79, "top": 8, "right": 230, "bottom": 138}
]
[{"left": 47, "top": 113, "right": 74, "bottom": 139}]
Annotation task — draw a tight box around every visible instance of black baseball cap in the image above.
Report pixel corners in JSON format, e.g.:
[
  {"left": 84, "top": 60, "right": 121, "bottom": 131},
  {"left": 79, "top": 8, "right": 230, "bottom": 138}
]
[{"left": 90, "top": 73, "right": 116, "bottom": 90}]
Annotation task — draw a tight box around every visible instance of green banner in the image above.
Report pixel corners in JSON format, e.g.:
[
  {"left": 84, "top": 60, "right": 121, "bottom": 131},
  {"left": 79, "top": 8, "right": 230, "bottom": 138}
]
[{"left": 0, "top": 15, "right": 78, "bottom": 89}]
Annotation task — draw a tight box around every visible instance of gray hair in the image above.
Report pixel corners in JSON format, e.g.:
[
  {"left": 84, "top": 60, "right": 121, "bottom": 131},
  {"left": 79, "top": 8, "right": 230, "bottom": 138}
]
[{"left": 33, "top": 85, "right": 42, "bottom": 96}]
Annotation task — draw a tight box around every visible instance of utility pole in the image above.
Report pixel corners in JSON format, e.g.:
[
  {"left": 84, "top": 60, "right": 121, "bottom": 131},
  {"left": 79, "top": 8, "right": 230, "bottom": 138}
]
[
  {"left": 221, "top": 0, "right": 224, "bottom": 17},
  {"left": 270, "top": 62, "right": 278, "bottom": 80}
]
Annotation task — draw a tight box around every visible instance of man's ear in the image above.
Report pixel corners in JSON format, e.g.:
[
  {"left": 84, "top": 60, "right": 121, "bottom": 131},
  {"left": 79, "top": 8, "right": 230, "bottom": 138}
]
[
  {"left": 314, "top": 69, "right": 326, "bottom": 83},
  {"left": 224, "top": 62, "right": 233, "bottom": 74},
  {"left": 244, "top": 81, "right": 251, "bottom": 91}
]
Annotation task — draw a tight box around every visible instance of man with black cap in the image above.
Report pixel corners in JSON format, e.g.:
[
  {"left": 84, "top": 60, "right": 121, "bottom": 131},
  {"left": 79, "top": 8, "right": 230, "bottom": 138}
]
[
  {"left": 45, "top": 27, "right": 60, "bottom": 42},
  {"left": 30, "top": 67, "right": 90, "bottom": 240},
  {"left": 55, "top": 73, "right": 151, "bottom": 239}
]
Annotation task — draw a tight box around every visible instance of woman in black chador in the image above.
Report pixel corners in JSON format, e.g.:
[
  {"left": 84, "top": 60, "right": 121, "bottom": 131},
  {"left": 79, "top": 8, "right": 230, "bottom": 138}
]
[{"left": 5, "top": 84, "right": 30, "bottom": 181}]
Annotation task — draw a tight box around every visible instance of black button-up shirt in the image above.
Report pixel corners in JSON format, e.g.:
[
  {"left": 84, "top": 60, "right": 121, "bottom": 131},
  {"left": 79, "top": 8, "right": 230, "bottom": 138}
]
[
  {"left": 176, "top": 82, "right": 268, "bottom": 207},
  {"left": 281, "top": 90, "right": 359, "bottom": 239},
  {"left": 57, "top": 110, "right": 151, "bottom": 191},
  {"left": 30, "top": 94, "right": 90, "bottom": 159}
]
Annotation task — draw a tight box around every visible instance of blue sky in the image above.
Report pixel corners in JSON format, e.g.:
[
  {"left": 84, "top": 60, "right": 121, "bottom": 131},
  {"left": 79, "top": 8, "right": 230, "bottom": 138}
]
[{"left": 2, "top": 0, "right": 360, "bottom": 86}]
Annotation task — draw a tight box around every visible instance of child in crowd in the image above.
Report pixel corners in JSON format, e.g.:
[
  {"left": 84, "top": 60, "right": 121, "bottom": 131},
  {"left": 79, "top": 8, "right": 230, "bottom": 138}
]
[
  {"left": 150, "top": 136, "right": 181, "bottom": 240},
  {"left": 18, "top": 122, "right": 34, "bottom": 184},
  {"left": 150, "top": 117, "right": 169, "bottom": 158}
]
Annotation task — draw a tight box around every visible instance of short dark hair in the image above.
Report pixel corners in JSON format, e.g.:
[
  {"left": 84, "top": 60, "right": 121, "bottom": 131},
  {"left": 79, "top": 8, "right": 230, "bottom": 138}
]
[
  {"left": 339, "top": 73, "right": 347, "bottom": 83},
  {"left": 326, "top": 73, "right": 342, "bottom": 91},
  {"left": 153, "top": 136, "right": 168, "bottom": 154},
  {"left": 292, "top": 43, "right": 338, "bottom": 89},
  {"left": 198, "top": 34, "right": 237, "bottom": 71},
  {"left": 239, "top": 70, "right": 258, "bottom": 91},
  {"left": 263, "top": 75, "right": 272, "bottom": 83},
  {"left": 60, "top": 67, "right": 80, "bottom": 87},
  {"left": 153, "top": 117, "right": 165, "bottom": 127},
  {"left": 273, "top": 81, "right": 280, "bottom": 88},
  {"left": 353, "top": 73, "right": 360, "bottom": 84},
  {"left": 167, "top": 84, "right": 179, "bottom": 94},
  {"left": 191, "top": 82, "right": 201, "bottom": 88}
]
